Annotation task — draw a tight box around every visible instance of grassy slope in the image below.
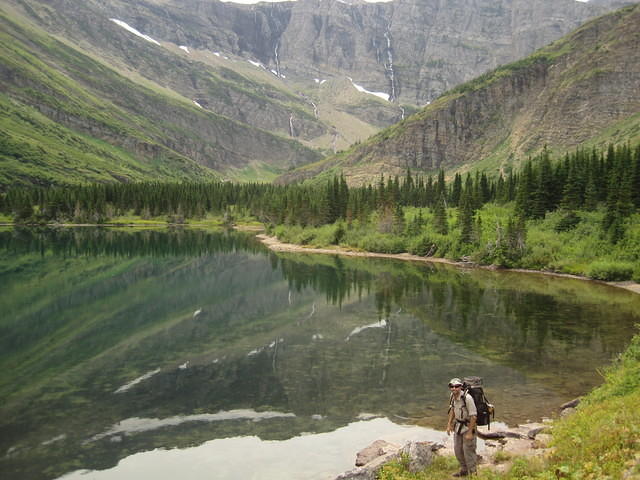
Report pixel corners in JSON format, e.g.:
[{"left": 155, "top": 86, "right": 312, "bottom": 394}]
[
  {"left": 0, "top": 13, "right": 217, "bottom": 185},
  {"left": 0, "top": 10, "right": 326, "bottom": 187}
]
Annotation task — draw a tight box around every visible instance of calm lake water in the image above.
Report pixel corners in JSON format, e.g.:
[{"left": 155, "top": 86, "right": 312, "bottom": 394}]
[{"left": 1, "top": 227, "right": 638, "bottom": 480}]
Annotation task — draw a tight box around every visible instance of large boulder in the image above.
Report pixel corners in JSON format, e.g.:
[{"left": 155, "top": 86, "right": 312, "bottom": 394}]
[{"left": 335, "top": 440, "right": 440, "bottom": 480}]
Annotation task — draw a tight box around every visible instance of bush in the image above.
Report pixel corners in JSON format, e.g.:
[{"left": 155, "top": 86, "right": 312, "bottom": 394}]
[
  {"left": 407, "top": 234, "right": 438, "bottom": 256},
  {"left": 554, "top": 210, "right": 581, "bottom": 232},
  {"left": 587, "top": 261, "right": 635, "bottom": 281},
  {"left": 406, "top": 233, "right": 455, "bottom": 258},
  {"left": 356, "top": 233, "right": 406, "bottom": 254}
]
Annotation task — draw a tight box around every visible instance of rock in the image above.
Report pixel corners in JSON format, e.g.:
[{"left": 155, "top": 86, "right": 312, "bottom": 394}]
[
  {"left": 355, "top": 439, "right": 398, "bottom": 467},
  {"left": 560, "top": 398, "right": 581, "bottom": 410},
  {"left": 527, "top": 426, "right": 549, "bottom": 439},
  {"left": 399, "top": 441, "right": 436, "bottom": 473},
  {"left": 560, "top": 407, "right": 576, "bottom": 418},
  {"left": 335, "top": 440, "right": 438, "bottom": 480},
  {"left": 532, "top": 433, "right": 553, "bottom": 449}
]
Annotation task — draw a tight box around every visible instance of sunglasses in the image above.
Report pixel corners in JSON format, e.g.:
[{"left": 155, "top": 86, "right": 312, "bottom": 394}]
[{"left": 449, "top": 384, "right": 462, "bottom": 388}]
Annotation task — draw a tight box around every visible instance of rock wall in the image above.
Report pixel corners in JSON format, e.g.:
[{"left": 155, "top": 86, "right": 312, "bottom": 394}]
[{"left": 100, "top": 0, "right": 629, "bottom": 106}]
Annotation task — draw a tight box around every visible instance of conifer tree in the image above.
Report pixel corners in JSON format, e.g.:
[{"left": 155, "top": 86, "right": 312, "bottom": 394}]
[
  {"left": 433, "top": 193, "right": 448, "bottom": 235},
  {"left": 633, "top": 145, "right": 640, "bottom": 209},
  {"left": 515, "top": 161, "right": 534, "bottom": 218},
  {"left": 458, "top": 188, "right": 474, "bottom": 244},
  {"left": 450, "top": 173, "right": 462, "bottom": 207}
]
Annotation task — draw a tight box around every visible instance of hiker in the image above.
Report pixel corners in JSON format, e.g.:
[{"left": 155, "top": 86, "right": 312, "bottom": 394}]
[{"left": 446, "top": 377, "right": 477, "bottom": 477}]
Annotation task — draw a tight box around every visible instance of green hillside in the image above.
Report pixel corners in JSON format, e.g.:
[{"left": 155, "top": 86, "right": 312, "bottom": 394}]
[{"left": 0, "top": 11, "right": 322, "bottom": 188}]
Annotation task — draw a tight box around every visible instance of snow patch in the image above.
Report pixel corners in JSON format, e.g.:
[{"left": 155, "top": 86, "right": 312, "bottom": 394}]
[
  {"left": 114, "top": 368, "right": 161, "bottom": 393},
  {"left": 248, "top": 60, "right": 265, "bottom": 69},
  {"left": 42, "top": 434, "right": 67, "bottom": 446},
  {"left": 179, "top": 45, "right": 190, "bottom": 54},
  {"left": 88, "top": 410, "right": 297, "bottom": 442},
  {"left": 346, "top": 319, "right": 387, "bottom": 341},
  {"left": 347, "top": 77, "right": 390, "bottom": 101},
  {"left": 110, "top": 19, "right": 161, "bottom": 46},
  {"left": 357, "top": 412, "right": 381, "bottom": 420},
  {"left": 179, "top": 361, "right": 189, "bottom": 370}
]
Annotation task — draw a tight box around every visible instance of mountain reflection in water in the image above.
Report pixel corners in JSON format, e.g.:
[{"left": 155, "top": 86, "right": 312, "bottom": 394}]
[{"left": 0, "top": 228, "right": 638, "bottom": 480}]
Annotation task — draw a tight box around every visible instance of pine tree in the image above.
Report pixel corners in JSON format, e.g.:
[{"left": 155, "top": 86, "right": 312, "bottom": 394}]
[
  {"left": 633, "top": 145, "right": 640, "bottom": 209},
  {"left": 458, "top": 188, "right": 474, "bottom": 244},
  {"left": 433, "top": 193, "right": 448, "bottom": 235},
  {"left": 515, "top": 161, "right": 534, "bottom": 218},
  {"left": 392, "top": 203, "right": 405, "bottom": 234},
  {"left": 450, "top": 173, "right": 462, "bottom": 207}
]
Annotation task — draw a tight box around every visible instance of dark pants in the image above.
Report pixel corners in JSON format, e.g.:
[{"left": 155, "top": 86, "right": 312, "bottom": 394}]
[{"left": 453, "top": 430, "right": 477, "bottom": 474}]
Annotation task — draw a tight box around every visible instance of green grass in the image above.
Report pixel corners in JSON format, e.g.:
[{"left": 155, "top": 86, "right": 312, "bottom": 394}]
[{"left": 0, "top": 11, "right": 324, "bottom": 188}]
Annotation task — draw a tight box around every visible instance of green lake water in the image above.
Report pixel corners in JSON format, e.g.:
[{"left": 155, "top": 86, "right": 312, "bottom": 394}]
[{"left": 1, "top": 227, "right": 638, "bottom": 480}]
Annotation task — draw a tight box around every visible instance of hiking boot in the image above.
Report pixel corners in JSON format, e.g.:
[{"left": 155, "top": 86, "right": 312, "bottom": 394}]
[{"left": 452, "top": 472, "right": 468, "bottom": 477}]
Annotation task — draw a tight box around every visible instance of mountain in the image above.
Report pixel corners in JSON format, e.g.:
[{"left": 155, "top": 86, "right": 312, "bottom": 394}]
[
  {"left": 0, "top": 10, "right": 326, "bottom": 187},
  {"left": 62, "top": 0, "right": 624, "bottom": 105},
  {"left": 278, "top": 3, "right": 640, "bottom": 185},
  {"left": 0, "top": 0, "right": 633, "bottom": 188}
]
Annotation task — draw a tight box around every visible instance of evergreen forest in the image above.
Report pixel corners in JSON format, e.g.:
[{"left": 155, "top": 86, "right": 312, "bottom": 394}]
[{"left": 2, "top": 142, "right": 639, "bottom": 281}]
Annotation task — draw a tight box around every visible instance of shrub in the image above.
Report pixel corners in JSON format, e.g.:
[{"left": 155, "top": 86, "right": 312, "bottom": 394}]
[
  {"left": 554, "top": 210, "right": 581, "bottom": 232},
  {"left": 356, "top": 233, "right": 406, "bottom": 254},
  {"left": 587, "top": 261, "right": 635, "bottom": 281},
  {"left": 407, "top": 234, "right": 438, "bottom": 256}
]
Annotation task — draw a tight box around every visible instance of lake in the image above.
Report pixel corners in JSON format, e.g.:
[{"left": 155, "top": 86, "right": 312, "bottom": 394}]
[{"left": 1, "top": 227, "right": 638, "bottom": 480}]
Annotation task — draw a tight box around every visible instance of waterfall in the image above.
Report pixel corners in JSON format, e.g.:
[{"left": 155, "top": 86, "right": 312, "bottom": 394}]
[
  {"left": 289, "top": 114, "right": 295, "bottom": 137},
  {"left": 274, "top": 42, "right": 281, "bottom": 77},
  {"left": 384, "top": 23, "right": 397, "bottom": 102}
]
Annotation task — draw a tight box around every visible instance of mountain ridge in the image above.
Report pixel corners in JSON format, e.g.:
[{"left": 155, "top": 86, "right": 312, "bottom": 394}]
[
  {"left": 1, "top": 0, "right": 637, "bottom": 188},
  {"left": 277, "top": 3, "right": 640, "bottom": 185}
]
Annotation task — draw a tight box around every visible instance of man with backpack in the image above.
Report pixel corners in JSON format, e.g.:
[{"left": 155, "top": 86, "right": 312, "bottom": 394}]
[{"left": 446, "top": 377, "right": 478, "bottom": 477}]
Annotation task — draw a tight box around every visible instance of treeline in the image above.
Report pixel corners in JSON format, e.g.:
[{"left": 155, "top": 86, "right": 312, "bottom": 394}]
[{"left": 1, "top": 143, "right": 639, "bottom": 241}]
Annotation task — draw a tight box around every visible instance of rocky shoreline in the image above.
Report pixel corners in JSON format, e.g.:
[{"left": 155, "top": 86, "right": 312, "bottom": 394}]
[
  {"left": 336, "top": 399, "right": 583, "bottom": 480},
  {"left": 335, "top": 419, "right": 558, "bottom": 480},
  {"left": 256, "top": 234, "right": 640, "bottom": 296}
]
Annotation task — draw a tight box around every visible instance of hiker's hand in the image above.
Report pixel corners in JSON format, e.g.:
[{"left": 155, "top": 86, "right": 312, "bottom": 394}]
[
  {"left": 446, "top": 424, "right": 452, "bottom": 435},
  {"left": 463, "top": 430, "right": 473, "bottom": 441}
]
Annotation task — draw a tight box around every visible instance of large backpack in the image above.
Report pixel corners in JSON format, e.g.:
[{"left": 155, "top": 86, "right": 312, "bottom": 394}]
[{"left": 453, "top": 376, "right": 495, "bottom": 429}]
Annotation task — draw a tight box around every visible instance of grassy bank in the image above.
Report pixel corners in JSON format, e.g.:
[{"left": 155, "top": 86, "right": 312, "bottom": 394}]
[
  {"left": 269, "top": 204, "right": 640, "bottom": 282},
  {"left": 379, "top": 330, "right": 640, "bottom": 479}
]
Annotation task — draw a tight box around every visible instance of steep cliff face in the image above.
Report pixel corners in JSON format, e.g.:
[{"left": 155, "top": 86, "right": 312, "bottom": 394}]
[
  {"left": 277, "top": 4, "right": 640, "bottom": 185},
  {"left": 22, "top": 0, "right": 627, "bottom": 121},
  {"left": 89, "top": 0, "right": 626, "bottom": 106}
]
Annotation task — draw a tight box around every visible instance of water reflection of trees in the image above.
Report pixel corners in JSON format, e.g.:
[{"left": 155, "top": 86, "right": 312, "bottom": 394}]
[
  {"left": 0, "top": 227, "right": 263, "bottom": 257},
  {"left": 273, "top": 254, "right": 639, "bottom": 362}
]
